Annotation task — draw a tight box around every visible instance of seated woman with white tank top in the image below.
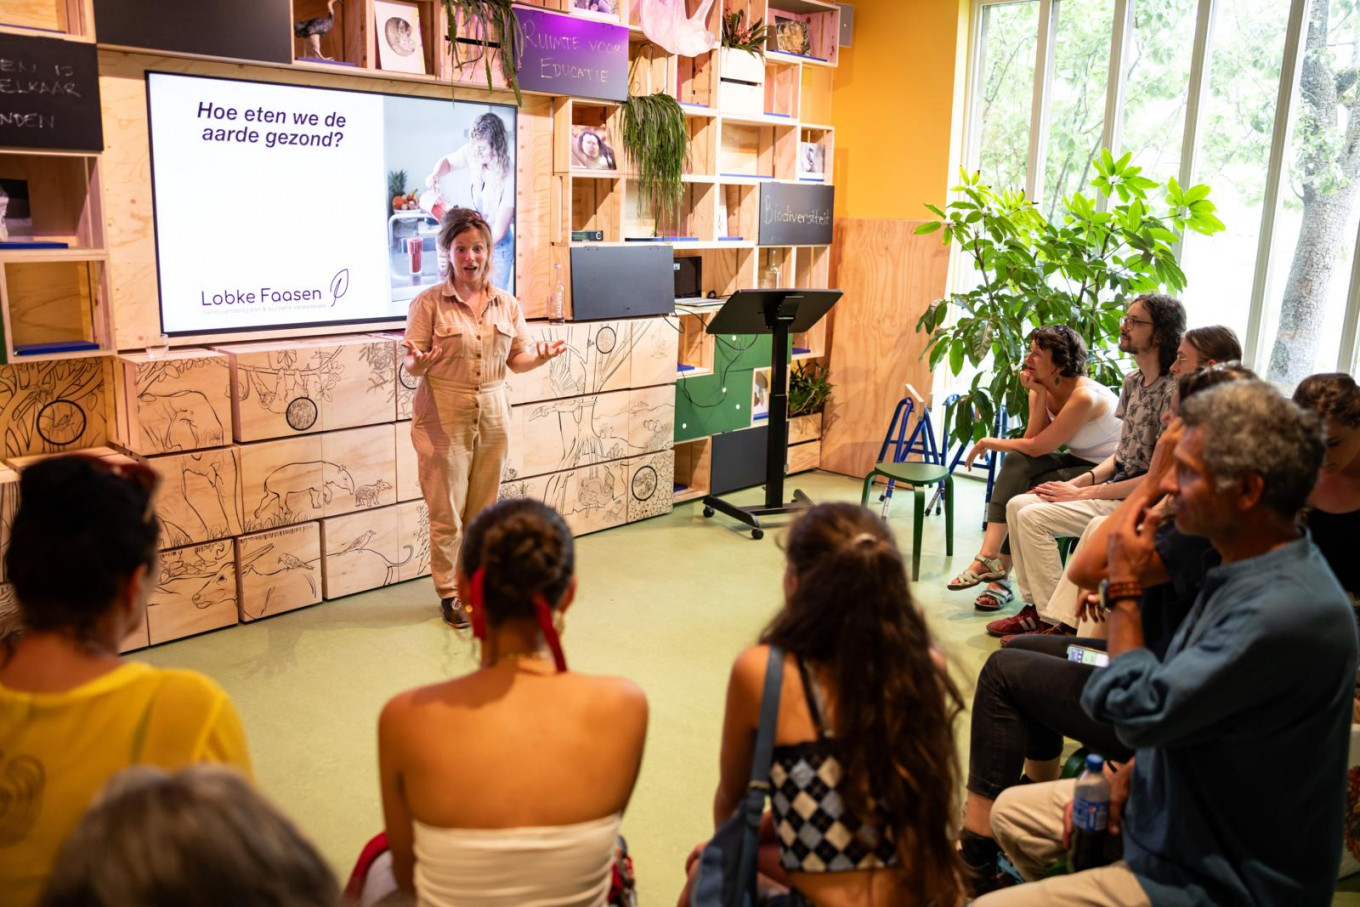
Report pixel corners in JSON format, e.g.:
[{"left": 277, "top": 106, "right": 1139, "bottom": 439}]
[
  {"left": 948, "top": 325, "right": 1122, "bottom": 612},
  {"left": 376, "top": 499, "right": 649, "bottom": 907}
]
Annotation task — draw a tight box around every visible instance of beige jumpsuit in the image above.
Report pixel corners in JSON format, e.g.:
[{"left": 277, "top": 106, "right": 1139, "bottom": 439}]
[{"left": 404, "top": 281, "right": 530, "bottom": 601}]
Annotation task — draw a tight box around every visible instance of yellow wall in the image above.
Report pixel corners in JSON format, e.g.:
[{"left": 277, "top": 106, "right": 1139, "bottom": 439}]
[{"left": 831, "top": 0, "right": 971, "bottom": 221}]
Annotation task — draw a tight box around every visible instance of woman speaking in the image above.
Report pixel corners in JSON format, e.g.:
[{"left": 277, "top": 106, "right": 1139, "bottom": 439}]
[{"left": 402, "top": 208, "right": 564, "bottom": 628}]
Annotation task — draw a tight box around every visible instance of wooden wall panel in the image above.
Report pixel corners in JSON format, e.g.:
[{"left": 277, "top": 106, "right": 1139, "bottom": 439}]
[
  {"left": 148, "top": 539, "right": 238, "bottom": 644},
  {"left": 320, "top": 423, "right": 397, "bottom": 516},
  {"left": 628, "top": 385, "right": 674, "bottom": 455},
  {"left": 508, "top": 390, "right": 631, "bottom": 481},
  {"left": 500, "top": 461, "right": 630, "bottom": 537},
  {"left": 821, "top": 219, "right": 946, "bottom": 478},
  {"left": 98, "top": 50, "right": 552, "bottom": 347},
  {"left": 630, "top": 316, "right": 680, "bottom": 389},
  {"left": 395, "top": 499, "right": 431, "bottom": 582},
  {"left": 394, "top": 418, "right": 421, "bottom": 502},
  {"left": 321, "top": 336, "right": 397, "bottom": 430},
  {"left": 215, "top": 340, "right": 337, "bottom": 442},
  {"left": 626, "top": 450, "right": 674, "bottom": 522},
  {"left": 237, "top": 522, "right": 323, "bottom": 621}
]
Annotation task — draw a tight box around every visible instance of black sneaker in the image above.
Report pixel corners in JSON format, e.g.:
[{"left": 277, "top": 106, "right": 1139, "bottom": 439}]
[{"left": 440, "top": 597, "right": 470, "bottom": 630}]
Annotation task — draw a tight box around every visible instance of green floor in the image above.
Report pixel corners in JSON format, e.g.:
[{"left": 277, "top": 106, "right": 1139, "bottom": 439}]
[{"left": 133, "top": 472, "right": 1360, "bottom": 902}]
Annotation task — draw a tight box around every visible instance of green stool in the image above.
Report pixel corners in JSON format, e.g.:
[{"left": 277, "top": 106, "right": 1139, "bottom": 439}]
[{"left": 859, "top": 461, "right": 954, "bottom": 581}]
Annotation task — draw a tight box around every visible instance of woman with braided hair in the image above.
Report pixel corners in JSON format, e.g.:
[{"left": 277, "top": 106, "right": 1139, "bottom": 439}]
[
  {"left": 949, "top": 325, "right": 1123, "bottom": 613},
  {"left": 377, "top": 498, "right": 648, "bottom": 907}
]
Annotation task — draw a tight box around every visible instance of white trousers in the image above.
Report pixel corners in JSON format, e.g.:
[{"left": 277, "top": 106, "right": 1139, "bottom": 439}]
[
  {"left": 1040, "top": 514, "right": 1111, "bottom": 632},
  {"left": 973, "top": 778, "right": 1151, "bottom": 906},
  {"left": 1006, "top": 495, "right": 1119, "bottom": 623}
]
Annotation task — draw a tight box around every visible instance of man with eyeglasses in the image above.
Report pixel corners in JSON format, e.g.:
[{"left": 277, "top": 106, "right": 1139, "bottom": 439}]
[{"left": 987, "top": 294, "right": 1185, "bottom": 643}]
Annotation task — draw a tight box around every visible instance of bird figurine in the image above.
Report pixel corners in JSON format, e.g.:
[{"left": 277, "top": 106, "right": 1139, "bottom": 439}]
[{"left": 295, "top": 0, "right": 342, "bottom": 61}]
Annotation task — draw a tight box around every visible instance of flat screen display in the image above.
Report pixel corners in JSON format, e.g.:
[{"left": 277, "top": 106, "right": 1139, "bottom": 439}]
[{"left": 146, "top": 71, "right": 517, "bottom": 336}]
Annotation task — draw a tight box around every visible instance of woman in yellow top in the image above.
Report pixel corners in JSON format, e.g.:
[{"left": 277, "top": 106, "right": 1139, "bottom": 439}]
[
  {"left": 402, "top": 207, "right": 565, "bottom": 628},
  {"left": 0, "top": 456, "right": 252, "bottom": 907}
]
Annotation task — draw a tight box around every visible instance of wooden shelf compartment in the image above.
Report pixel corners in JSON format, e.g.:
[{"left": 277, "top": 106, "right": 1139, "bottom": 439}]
[
  {"left": 677, "top": 49, "right": 718, "bottom": 109},
  {"left": 766, "top": 1, "right": 840, "bottom": 66},
  {"left": 0, "top": 153, "right": 103, "bottom": 252},
  {"left": 722, "top": 0, "right": 769, "bottom": 33},
  {"left": 554, "top": 174, "right": 624, "bottom": 243},
  {"left": 757, "top": 246, "right": 795, "bottom": 289},
  {"left": 292, "top": 0, "right": 366, "bottom": 66},
  {"left": 791, "top": 245, "right": 830, "bottom": 357},
  {"left": 763, "top": 58, "right": 800, "bottom": 119},
  {"left": 0, "top": 0, "right": 92, "bottom": 39},
  {"left": 718, "top": 120, "right": 792, "bottom": 180},
  {"left": 440, "top": 3, "right": 512, "bottom": 89},
  {"left": 718, "top": 183, "right": 759, "bottom": 242},
  {"left": 622, "top": 179, "right": 716, "bottom": 242},
  {"left": 684, "top": 112, "right": 718, "bottom": 177},
  {"left": 673, "top": 435, "right": 713, "bottom": 502},
  {"left": 629, "top": 34, "right": 674, "bottom": 97},
  {"left": 553, "top": 97, "right": 627, "bottom": 175},
  {"left": 674, "top": 246, "right": 754, "bottom": 306},
  {"left": 799, "top": 51, "right": 835, "bottom": 122},
  {"left": 796, "top": 124, "right": 833, "bottom": 183},
  {"left": 0, "top": 257, "right": 111, "bottom": 363},
  {"left": 677, "top": 309, "right": 715, "bottom": 376}
]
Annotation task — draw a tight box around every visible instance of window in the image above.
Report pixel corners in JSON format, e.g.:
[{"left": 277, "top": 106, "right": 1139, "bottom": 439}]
[{"left": 960, "top": 0, "right": 1356, "bottom": 383}]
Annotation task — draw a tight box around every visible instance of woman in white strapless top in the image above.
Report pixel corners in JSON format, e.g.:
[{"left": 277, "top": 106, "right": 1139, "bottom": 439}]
[
  {"left": 378, "top": 499, "right": 649, "bottom": 907},
  {"left": 948, "top": 326, "right": 1122, "bottom": 611}
]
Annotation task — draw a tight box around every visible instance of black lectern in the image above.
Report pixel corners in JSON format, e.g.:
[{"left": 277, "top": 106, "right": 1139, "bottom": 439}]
[{"left": 701, "top": 289, "right": 841, "bottom": 539}]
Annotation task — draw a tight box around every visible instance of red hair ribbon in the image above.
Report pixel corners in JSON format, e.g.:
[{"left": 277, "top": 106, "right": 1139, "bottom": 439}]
[
  {"left": 469, "top": 568, "right": 488, "bottom": 641},
  {"left": 534, "top": 594, "right": 567, "bottom": 674}
]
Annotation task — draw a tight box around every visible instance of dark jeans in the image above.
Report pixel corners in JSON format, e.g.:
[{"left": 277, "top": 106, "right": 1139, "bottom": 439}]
[
  {"left": 966, "top": 634, "right": 1133, "bottom": 802},
  {"left": 987, "top": 452, "right": 1094, "bottom": 554}
]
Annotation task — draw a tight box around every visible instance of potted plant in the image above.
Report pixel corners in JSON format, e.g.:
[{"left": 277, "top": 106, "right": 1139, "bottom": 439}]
[
  {"left": 622, "top": 47, "right": 687, "bottom": 232},
  {"left": 915, "top": 149, "right": 1225, "bottom": 446},
  {"left": 788, "top": 361, "right": 832, "bottom": 441},
  {"left": 722, "top": 10, "right": 767, "bottom": 55},
  {"left": 444, "top": 0, "right": 524, "bottom": 104}
]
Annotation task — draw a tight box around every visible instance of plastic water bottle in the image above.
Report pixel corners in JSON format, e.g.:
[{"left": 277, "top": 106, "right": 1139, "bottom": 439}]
[
  {"left": 550, "top": 261, "right": 565, "bottom": 324},
  {"left": 1068, "top": 754, "right": 1110, "bottom": 871}
]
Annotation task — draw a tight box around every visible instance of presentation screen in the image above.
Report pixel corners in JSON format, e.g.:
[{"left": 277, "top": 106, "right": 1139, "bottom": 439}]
[{"left": 146, "top": 72, "right": 517, "bottom": 336}]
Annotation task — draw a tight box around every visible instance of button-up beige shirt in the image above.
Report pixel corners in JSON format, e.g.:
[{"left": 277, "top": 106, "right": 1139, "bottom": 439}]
[{"left": 403, "top": 281, "right": 530, "bottom": 390}]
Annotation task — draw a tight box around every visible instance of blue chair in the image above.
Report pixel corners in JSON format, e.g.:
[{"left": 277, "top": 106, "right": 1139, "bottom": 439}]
[{"left": 862, "top": 395, "right": 953, "bottom": 580}]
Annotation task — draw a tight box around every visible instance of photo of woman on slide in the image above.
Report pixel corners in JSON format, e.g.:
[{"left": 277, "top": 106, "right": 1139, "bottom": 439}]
[{"left": 422, "top": 113, "right": 516, "bottom": 292}]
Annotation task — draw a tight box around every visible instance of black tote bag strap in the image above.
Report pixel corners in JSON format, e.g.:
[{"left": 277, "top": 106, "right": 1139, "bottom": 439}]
[{"left": 736, "top": 646, "right": 784, "bottom": 903}]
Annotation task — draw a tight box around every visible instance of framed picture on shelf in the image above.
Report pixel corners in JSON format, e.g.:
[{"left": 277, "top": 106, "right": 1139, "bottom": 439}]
[
  {"left": 0, "top": 179, "right": 33, "bottom": 243},
  {"left": 375, "top": 0, "right": 426, "bottom": 74},
  {"left": 772, "top": 16, "right": 812, "bottom": 57},
  {"left": 573, "top": 0, "right": 620, "bottom": 19},
  {"left": 797, "top": 142, "right": 825, "bottom": 181},
  {"left": 571, "top": 125, "right": 618, "bottom": 171}
]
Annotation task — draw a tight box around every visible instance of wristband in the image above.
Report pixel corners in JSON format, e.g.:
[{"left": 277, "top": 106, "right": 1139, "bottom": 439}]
[{"left": 1099, "top": 578, "right": 1143, "bottom": 612}]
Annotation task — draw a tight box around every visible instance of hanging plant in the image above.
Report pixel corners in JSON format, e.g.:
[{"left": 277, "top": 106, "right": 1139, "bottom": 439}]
[
  {"left": 722, "top": 10, "right": 767, "bottom": 56},
  {"left": 622, "top": 47, "right": 687, "bottom": 229},
  {"left": 444, "top": 0, "right": 524, "bottom": 105}
]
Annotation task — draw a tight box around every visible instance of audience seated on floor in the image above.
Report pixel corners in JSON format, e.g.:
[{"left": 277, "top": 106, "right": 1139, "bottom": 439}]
[
  {"left": 680, "top": 502, "right": 967, "bottom": 907},
  {"left": 957, "top": 364, "right": 1254, "bottom": 894},
  {"left": 986, "top": 295, "right": 1187, "bottom": 643},
  {"left": 975, "top": 379, "right": 1357, "bottom": 906},
  {"left": 0, "top": 455, "right": 253, "bottom": 907},
  {"left": 376, "top": 498, "right": 648, "bottom": 907},
  {"left": 949, "top": 325, "right": 1123, "bottom": 612},
  {"left": 39, "top": 765, "right": 336, "bottom": 907}
]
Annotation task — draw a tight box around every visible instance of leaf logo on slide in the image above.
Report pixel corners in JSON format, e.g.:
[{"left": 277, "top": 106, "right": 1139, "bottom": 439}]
[{"left": 330, "top": 269, "right": 350, "bottom": 308}]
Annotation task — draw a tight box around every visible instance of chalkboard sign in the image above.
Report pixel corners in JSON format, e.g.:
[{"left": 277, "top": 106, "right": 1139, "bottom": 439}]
[
  {"left": 514, "top": 6, "right": 629, "bottom": 103},
  {"left": 93, "top": 0, "right": 292, "bottom": 66},
  {"left": 758, "top": 183, "right": 835, "bottom": 246},
  {"left": 0, "top": 33, "right": 102, "bottom": 151}
]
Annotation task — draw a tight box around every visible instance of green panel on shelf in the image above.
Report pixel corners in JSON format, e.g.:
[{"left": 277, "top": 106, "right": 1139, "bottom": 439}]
[
  {"left": 712, "top": 333, "right": 795, "bottom": 371},
  {"left": 674, "top": 370, "right": 754, "bottom": 442}
]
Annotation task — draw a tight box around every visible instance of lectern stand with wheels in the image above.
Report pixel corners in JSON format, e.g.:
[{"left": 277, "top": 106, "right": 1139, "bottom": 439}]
[{"left": 700, "top": 289, "right": 841, "bottom": 539}]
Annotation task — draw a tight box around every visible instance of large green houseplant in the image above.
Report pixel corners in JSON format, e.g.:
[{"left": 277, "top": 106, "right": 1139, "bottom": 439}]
[{"left": 915, "top": 150, "right": 1225, "bottom": 446}]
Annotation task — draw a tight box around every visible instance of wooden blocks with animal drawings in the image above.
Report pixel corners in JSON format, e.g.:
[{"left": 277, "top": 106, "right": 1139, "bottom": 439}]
[
  {"left": 144, "top": 448, "right": 244, "bottom": 549},
  {"left": 214, "top": 339, "right": 334, "bottom": 442},
  {"left": 147, "top": 540, "right": 238, "bottom": 645},
  {"left": 507, "top": 390, "right": 632, "bottom": 481},
  {"left": 630, "top": 316, "right": 680, "bottom": 390},
  {"left": 395, "top": 500, "right": 431, "bottom": 582},
  {"left": 0, "top": 467, "right": 17, "bottom": 584},
  {"left": 368, "top": 333, "right": 417, "bottom": 420},
  {"left": 320, "top": 424, "right": 397, "bottom": 516},
  {"left": 499, "top": 460, "right": 630, "bottom": 537},
  {"left": 114, "top": 350, "right": 232, "bottom": 455},
  {"left": 505, "top": 320, "right": 634, "bottom": 406},
  {"left": 629, "top": 385, "right": 675, "bottom": 456},
  {"left": 321, "top": 506, "right": 410, "bottom": 599},
  {"left": 627, "top": 450, "right": 675, "bottom": 522},
  {"left": 239, "top": 435, "right": 327, "bottom": 532},
  {"left": 0, "top": 359, "right": 108, "bottom": 458},
  {"left": 236, "top": 522, "right": 323, "bottom": 621},
  {"left": 321, "top": 336, "right": 397, "bottom": 431}
]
